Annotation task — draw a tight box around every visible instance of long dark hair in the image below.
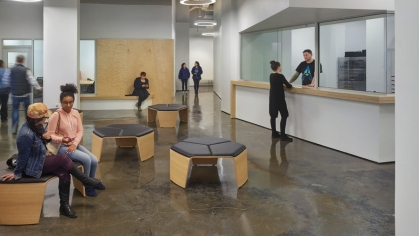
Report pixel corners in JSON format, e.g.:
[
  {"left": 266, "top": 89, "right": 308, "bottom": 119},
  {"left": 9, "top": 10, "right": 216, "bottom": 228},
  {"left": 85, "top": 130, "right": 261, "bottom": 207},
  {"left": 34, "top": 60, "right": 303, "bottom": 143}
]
[
  {"left": 60, "top": 83, "right": 78, "bottom": 102},
  {"left": 195, "top": 61, "right": 201, "bottom": 68},
  {"left": 181, "top": 63, "right": 186, "bottom": 68},
  {"left": 0, "top": 60, "right": 4, "bottom": 68}
]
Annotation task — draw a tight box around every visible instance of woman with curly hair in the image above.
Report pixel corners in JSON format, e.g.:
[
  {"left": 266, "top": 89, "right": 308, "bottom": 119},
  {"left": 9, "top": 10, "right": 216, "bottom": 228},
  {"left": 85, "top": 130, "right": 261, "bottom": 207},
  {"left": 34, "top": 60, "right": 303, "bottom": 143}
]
[{"left": 47, "top": 83, "right": 105, "bottom": 197}]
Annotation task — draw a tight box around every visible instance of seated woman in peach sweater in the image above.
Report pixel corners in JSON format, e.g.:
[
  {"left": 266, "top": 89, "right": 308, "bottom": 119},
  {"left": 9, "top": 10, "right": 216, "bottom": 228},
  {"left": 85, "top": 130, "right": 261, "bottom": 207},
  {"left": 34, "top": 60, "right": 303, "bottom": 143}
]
[{"left": 48, "top": 84, "right": 105, "bottom": 197}]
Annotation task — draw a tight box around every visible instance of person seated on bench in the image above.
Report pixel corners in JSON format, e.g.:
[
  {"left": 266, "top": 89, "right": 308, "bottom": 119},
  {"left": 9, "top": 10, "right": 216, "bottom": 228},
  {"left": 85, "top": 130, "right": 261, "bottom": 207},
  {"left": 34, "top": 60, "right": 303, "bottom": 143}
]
[
  {"left": 1, "top": 103, "right": 102, "bottom": 218},
  {"left": 132, "top": 71, "right": 149, "bottom": 111},
  {"left": 47, "top": 84, "right": 105, "bottom": 197}
]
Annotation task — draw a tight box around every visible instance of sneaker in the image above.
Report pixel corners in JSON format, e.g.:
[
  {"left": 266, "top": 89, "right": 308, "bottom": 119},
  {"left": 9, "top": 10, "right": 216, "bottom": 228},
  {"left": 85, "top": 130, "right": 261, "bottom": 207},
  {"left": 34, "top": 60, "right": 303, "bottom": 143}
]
[
  {"left": 85, "top": 186, "right": 97, "bottom": 197},
  {"left": 271, "top": 132, "right": 281, "bottom": 138},
  {"left": 95, "top": 183, "right": 106, "bottom": 190},
  {"left": 1, "top": 121, "right": 7, "bottom": 126},
  {"left": 280, "top": 135, "right": 293, "bottom": 142},
  {"left": 135, "top": 102, "right": 139, "bottom": 108}
]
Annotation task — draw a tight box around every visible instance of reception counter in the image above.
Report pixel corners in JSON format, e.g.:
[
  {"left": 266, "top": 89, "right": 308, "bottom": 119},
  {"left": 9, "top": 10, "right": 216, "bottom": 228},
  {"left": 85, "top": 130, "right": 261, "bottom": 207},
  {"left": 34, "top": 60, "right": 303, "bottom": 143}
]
[{"left": 231, "top": 81, "right": 395, "bottom": 163}]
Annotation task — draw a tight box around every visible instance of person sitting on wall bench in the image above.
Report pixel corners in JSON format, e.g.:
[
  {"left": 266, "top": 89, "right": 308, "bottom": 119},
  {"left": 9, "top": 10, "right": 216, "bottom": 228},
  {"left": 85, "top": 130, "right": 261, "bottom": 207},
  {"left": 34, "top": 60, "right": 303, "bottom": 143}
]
[
  {"left": 132, "top": 72, "right": 149, "bottom": 111},
  {"left": 289, "top": 49, "right": 322, "bottom": 87}
]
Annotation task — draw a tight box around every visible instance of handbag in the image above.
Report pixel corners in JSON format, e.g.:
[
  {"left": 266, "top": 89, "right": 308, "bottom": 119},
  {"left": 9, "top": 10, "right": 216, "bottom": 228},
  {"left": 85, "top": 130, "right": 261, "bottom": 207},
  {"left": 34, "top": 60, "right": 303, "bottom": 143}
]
[{"left": 45, "top": 113, "right": 63, "bottom": 156}]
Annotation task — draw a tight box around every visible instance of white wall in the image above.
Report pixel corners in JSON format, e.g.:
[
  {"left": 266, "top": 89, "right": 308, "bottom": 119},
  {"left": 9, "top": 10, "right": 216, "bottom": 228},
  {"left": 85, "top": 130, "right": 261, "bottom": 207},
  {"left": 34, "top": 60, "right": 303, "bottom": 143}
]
[
  {"left": 237, "top": 0, "right": 290, "bottom": 32},
  {"left": 80, "top": 40, "right": 95, "bottom": 80},
  {"left": 189, "top": 37, "right": 214, "bottom": 81},
  {"left": 0, "top": 2, "right": 43, "bottom": 61},
  {"left": 345, "top": 21, "right": 366, "bottom": 51},
  {"left": 290, "top": 27, "right": 316, "bottom": 77},
  {"left": 80, "top": 4, "right": 172, "bottom": 39},
  {"left": 235, "top": 86, "right": 394, "bottom": 163},
  {"left": 395, "top": 0, "right": 419, "bottom": 234},
  {"left": 213, "top": 1, "right": 223, "bottom": 97},
  {"left": 175, "top": 23, "right": 190, "bottom": 90}
]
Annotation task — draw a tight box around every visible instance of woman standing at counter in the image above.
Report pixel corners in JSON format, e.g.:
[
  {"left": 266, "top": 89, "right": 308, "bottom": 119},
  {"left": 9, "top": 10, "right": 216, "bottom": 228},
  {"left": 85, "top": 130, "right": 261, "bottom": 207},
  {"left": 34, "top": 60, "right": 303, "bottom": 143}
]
[
  {"left": 133, "top": 72, "right": 150, "bottom": 111},
  {"left": 269, "top": 61, "right": 293, "bottom": 141}
]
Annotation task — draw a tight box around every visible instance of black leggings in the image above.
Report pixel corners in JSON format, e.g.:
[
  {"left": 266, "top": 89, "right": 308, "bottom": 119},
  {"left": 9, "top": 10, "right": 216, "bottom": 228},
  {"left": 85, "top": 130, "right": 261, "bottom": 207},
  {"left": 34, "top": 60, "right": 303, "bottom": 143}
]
[
  {"left": 181, "top": 80, "right": 188, "bottom": 91},
  {"left": 193, "top": 79, "right": 200, "bottom": 94},
  {"left": 270, "top": 117, "right": 287, "bottom": 135}
]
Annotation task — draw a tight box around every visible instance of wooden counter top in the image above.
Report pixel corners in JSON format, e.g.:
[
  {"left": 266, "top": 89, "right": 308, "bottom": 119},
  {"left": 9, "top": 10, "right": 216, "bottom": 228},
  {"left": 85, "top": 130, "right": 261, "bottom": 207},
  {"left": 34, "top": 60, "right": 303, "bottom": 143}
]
[{"left": 230, "top": 80, "right": 395, "bottom": 118}]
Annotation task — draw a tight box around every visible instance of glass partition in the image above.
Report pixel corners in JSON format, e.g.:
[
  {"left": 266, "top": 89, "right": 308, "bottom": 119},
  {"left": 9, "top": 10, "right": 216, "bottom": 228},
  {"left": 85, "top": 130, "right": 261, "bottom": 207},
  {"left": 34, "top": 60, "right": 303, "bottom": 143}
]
[
  {"left": 319, "top": 14, "right": 395, "bottom": 93},
  {"left": 80, "top": 40, "right": 96, "bottom": 94},
  {"left": 241, "top": 25, "right": 315, "bottom": 83}
]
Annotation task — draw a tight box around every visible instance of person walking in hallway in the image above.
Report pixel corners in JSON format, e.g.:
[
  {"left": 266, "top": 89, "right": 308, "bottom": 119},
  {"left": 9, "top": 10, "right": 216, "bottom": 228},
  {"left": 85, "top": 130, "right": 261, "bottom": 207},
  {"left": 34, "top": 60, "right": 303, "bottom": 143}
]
[
  {"left": 0, "top": 60, "right": 9, "bottom": 125},
  {"left": 289, "top": 49, "right": 322, "bottom": 87},
  {"left": 178, "top": 63, "right": 190, "bottom": 94},
  {"left": 47, "top": 84, "right": 105, "bottom": 197},
  {"left": 269, "top": 60, "right": 293, "bottom": 141},
  {"left": 191, "top": 61, "right": 203, "bottom": 95},
  {"left": 2, "top": 55, "right": 42, "bottom": 133},
  {"left": 132, "top": 72, "right": 150, "bottom": 111}
]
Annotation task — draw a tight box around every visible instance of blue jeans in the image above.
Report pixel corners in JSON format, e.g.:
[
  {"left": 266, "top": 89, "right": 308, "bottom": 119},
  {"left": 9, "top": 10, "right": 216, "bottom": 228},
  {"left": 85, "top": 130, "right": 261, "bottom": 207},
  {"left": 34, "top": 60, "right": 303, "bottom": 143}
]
[
  {"left": 12, "top": 95, "right": 30, "bottom": 133},
  {"left": 59, "top": 144, "right": 98, "bottom": 178}
]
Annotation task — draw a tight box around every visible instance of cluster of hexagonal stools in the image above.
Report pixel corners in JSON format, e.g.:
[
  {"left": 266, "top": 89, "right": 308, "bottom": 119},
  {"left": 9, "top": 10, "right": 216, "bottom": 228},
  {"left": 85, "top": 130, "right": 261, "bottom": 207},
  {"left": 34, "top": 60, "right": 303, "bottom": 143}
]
[
  {"left": 170, "top": 138, "right": 248, "bottom": 188},
  {"left": 147, "top": 104, "right": 188, "bottom": 128}
]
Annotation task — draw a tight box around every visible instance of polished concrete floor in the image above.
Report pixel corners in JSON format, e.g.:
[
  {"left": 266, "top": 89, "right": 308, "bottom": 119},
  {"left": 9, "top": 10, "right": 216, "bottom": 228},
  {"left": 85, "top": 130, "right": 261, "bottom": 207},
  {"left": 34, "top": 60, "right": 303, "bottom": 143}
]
[{"left": 0, "top": 88, "right": 395, "bottom": 235}]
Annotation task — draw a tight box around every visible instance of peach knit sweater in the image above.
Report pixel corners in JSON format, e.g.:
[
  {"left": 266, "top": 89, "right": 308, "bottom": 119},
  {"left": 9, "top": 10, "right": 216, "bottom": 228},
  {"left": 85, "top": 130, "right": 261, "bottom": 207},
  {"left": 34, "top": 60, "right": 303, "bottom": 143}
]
[{"left": 47, "top": 108, "right": 83, "bottom": 146}]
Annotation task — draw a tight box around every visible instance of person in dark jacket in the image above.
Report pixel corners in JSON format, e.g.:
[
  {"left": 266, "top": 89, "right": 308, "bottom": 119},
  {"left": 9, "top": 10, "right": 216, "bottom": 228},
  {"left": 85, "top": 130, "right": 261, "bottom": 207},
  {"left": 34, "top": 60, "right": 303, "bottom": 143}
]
[
  {"left": 0, "top": 60, "right": 9, "bottom": 125},
  {"left": 191, "top": 61, "right": 203, "bottom": 95},
  {"left": 2, "top": 55, "right": 42, "bottom": 134},
  {"left": 132, "top": 72, "right": 150, "bottom": 111},
  {"left": 269, "top": 60, "right": 293, "bottom": 141},
  {"left": 1, "top": 103, "right": 102, "bottom": 218},
  {"left": 178, "top": 63, "right": 190, "bottom": 94}
]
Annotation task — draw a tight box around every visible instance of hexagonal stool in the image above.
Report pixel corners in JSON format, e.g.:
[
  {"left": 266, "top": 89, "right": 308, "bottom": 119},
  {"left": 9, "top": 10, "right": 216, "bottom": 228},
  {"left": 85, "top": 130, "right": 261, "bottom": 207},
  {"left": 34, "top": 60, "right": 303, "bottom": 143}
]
[
  {"left": 92, "top": 124, "right": 154, "bottom": 162},
  {"left": 147, "top": 104, "right": 188, "bottom": 128},
  {"left": 170, "top": 138, "right": 248, "bottom": 188}
]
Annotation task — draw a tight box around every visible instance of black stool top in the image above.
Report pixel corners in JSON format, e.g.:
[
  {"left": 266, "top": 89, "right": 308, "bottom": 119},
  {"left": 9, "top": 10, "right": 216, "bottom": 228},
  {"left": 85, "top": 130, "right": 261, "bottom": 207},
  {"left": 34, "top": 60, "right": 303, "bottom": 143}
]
[
  {"left": 148, "top": 104, "right": 187, "bottom": 111},
  {"left": 171, "top": 138, "right": 246, "bottom": 158},
  {"left": 93, "top": 124, "right": 153, "bottom": 138}
]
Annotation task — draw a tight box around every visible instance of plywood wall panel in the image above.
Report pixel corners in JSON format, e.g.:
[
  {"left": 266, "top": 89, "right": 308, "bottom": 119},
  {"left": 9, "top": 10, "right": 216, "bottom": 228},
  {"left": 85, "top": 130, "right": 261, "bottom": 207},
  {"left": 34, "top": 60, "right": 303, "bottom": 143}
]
[{"left": 96, "top": 39, "right": 174, "bottom": 104}]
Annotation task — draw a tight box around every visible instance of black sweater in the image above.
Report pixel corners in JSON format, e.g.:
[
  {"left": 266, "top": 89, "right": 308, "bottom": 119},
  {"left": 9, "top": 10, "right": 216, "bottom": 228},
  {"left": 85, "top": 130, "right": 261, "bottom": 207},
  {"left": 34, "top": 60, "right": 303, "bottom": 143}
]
[{"left": 269, "top": 73, "right": 292, "bottom": 99}]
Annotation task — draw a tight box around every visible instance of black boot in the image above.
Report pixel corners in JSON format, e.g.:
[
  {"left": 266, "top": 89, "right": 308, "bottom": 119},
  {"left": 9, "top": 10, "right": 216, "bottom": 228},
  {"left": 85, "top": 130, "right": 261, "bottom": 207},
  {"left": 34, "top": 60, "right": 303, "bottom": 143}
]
[
  {"left": 69, "top": 164, "right": 102, "bottom": 187},
  {"left": 58, "top": 183, "right": 77, "bottom": 218}
]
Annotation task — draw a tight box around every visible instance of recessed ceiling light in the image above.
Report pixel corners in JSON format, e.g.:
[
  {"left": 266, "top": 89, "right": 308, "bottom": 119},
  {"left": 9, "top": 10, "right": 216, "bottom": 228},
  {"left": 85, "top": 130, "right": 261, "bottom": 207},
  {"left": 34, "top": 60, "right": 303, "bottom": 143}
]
[
  {"left": 202, "top": 33, "right": 215, "bottom": 36},
  {"left": 194, "top": 20, "right": 217, "bottom": 26},
  {"left": 180, "top": 0, "right": 216, "bottom": 5},
  {"left": 13, "top": 0, "right": 43, "bottom": 2}
]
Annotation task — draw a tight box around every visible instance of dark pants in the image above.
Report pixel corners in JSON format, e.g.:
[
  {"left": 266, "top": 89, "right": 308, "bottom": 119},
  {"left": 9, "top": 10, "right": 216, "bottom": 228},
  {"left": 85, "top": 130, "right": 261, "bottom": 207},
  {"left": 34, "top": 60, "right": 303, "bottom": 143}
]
[
  {"left": 193, "top": 79, "right": 200, "bottom": 94},
  {"left": 42, "top": 154, "right": 73, "bottom": 184},
  {"left": 138, "top": 93, "right": 147, "bottom": 107},
  {"left": 181, "top": 80, "right": 188, "bottom": 91},
  {"left": 270, "top": 99, "right": 289, "bottom": 135},
  {"left": 12, "top": 95, "right": 30, "bottom": 132},
  {"left": 0, "top": 93, "right": 9, "bottom": 122}
]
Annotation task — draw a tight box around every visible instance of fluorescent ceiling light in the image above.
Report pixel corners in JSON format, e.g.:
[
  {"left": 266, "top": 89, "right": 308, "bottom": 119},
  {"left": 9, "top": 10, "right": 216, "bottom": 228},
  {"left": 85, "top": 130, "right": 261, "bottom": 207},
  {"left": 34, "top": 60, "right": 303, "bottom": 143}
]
[
  {"left": 194, "top": 20, "right": 217, "bottom": 26},
  {"left": 202, "top": 33, "right": 215, "bottom": 36},
  {"left": 13, "top": 0, "right": 43, "bottom": 2},
  {"left": 180, "top": 0, "right": 216, "bottom": 5}
]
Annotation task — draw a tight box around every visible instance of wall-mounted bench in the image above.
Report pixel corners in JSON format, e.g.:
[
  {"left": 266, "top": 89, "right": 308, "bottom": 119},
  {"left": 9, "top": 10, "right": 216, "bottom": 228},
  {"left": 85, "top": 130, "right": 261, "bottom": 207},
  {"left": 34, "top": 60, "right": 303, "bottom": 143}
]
[{"left": 80, "top": 93, "right": 155, "bottom": 110}]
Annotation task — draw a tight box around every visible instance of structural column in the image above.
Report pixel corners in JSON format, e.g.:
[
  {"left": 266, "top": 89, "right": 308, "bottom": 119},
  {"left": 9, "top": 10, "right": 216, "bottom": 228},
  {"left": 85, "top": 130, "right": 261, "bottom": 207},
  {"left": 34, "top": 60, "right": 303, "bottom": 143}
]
[
  {"left": 43, "top": 0, "right": 80, "bottom": 109},
  {"left": 395, "top": 0, "right": 419, "bottom": 234}
]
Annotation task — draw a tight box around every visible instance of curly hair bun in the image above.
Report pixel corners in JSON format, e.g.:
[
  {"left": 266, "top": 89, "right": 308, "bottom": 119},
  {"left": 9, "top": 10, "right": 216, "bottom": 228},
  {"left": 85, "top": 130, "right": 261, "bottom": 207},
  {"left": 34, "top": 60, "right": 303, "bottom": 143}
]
[
  {"left": 60, "top": 83, "right": 78, "bottom": 94},
  {"left": 270, "top": 60, "right": 276, "bottom": 65}
]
